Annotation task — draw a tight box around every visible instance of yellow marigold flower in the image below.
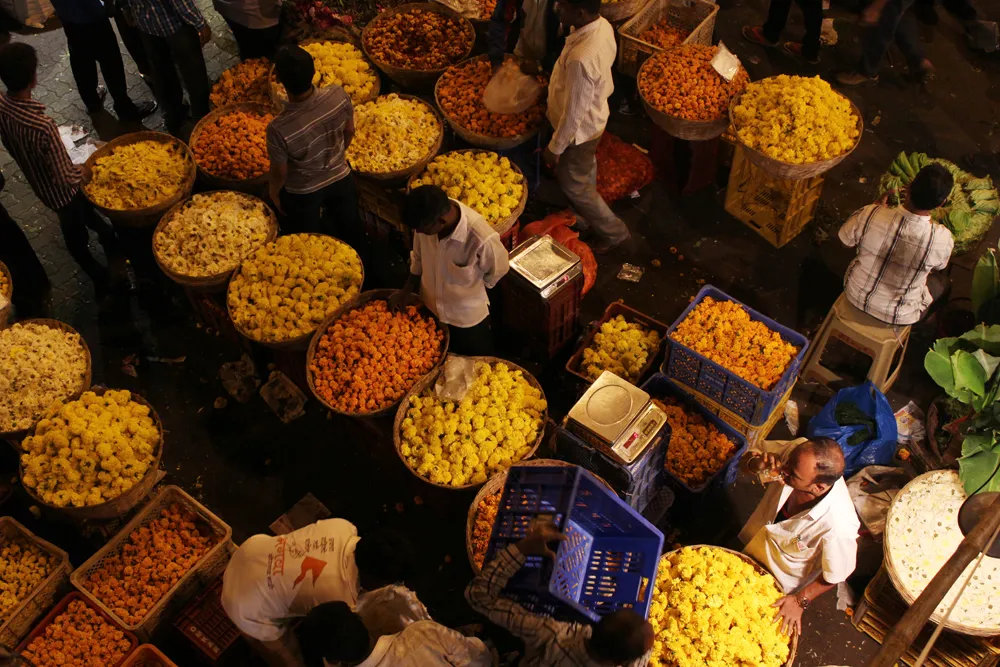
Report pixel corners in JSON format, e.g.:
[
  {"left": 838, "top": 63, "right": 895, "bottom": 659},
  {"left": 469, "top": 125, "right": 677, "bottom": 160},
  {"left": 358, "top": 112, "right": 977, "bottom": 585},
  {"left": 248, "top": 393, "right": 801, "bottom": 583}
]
[{"left": 411, "top": 151, "right": 523, "bottom": 227}]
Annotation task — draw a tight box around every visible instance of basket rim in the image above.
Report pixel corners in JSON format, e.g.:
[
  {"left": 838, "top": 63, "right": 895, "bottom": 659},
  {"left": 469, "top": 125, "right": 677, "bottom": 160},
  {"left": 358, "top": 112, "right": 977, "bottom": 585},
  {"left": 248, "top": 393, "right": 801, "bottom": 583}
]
[
  {"left": 0, "top": 516, "right": 73, "bottom": 641},
  {"left": 210, "top": 57, "right": 273, "bottom": 109},
  {"left": 391, "top": 355, "right": 548, "bottom": 490},
  {"left": 189, "top": 102, "right": 278, "bottom": 187},
  {"left": 361, "top": 2, "right": 475, "bottom": 76},
  {"left": 598, "top": 0, "right": 647, "bottom": 22},
  {"left": 268, "top": 37, "right": 381, "bottom": 108},
  {"left": 304, "top": 288, "right": 450, "bottom": 417},
  {"left": 348, "top": 93, "right": 444, "bottom": 179},
  {"left": 123, "top": 644, "right": 179, "bottom": 667},
  {"left": 565, "top": 300, "right": 668, "bottom": 385}
]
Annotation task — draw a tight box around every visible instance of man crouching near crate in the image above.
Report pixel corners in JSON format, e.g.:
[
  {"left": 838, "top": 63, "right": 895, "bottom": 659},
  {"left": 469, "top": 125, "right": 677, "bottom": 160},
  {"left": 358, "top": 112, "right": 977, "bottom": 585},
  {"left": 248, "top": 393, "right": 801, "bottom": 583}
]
[{"left": 739, "top": 438, "right": 861, "bottom": 636}]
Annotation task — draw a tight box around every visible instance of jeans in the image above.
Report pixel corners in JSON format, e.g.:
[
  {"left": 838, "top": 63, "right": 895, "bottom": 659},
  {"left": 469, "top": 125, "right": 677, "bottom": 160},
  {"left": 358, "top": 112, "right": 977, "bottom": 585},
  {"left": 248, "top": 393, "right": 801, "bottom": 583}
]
[
  {"left": 225, "top": 18, "right": 282, "bottom": 61},
  {"left": 140, "top": 24, "right": 210, "bottom": 127},
  {"left": 859, "top": 0, "right": 925, "bottom": 76},
  {"left": 63, "top": 18, "right": 140, "bottom": 116},
  {"left": 55, "top": 192, "right": 119, "bottom": 284},
  {"left": 449, "top": 316, "right": 496, "bottom": 356},
  {"left": 762, "top": 0, "right": 824, "bottom": 60},
  {"left": 556, "top": 136, "right": 630, "bottom": 245}
]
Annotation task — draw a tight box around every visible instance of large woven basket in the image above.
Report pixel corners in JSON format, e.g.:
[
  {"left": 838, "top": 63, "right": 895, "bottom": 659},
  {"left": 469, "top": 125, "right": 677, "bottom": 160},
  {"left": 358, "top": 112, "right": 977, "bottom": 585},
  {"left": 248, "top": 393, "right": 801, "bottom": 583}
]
[
  {"left": 0, "top": 260, "right": 11, "bottom": 328},
  {"left": 81, "top": 131, "right": 195, "bottom": 227},
  {"left": 362, "top": 3, "right": 475, "bottom": 90},
  {"left": 0, "top": 318, "right": 92, "bottom": 442},
  {"left": 0, "top": 517, "right": 72, "bottom": 648},
  {"left": 269, "top": 36, "right": 382, "bottom": 109},
  {"left": 305, "top": 288, "right": 450, "bottom": 417},
  {"left": 351, "top": 94, "right": 444, "bottom": 181},
  {"left": 152, "top": 191, "right": 279, "bottom": 292},
  {"left": 71, "top": 485, "right": 233, "bottom": 642},
  {"left": 227, "top": 233, "right": 365, "bottom": 351},
  {"left": 189, "top": 103, "right": 278, "bottom": 193},
  {"left": 407, "top": 148, "right": 528, "bottom": 238},
  {"left": 600, "top": 0, "right": 645, "bottom": 22},
  {"left": 434, "top": 55, "right": 547, "bottom": 151},
  {"left": 729, "top": 89, "right": 864, "bottom": 180},
  {"left": 392, "top": 356, "right": 548, "bottom": 490}
]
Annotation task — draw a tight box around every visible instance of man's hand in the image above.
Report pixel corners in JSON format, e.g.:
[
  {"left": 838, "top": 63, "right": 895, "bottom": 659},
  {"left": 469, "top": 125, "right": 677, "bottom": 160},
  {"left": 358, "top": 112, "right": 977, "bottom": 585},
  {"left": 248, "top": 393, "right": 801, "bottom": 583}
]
[
  {"left": 772, "top": 595, "right": 804, "bottom": 636},
  {"left": 199, "top": 25, "right": 212, "bottom": 46},
  {"left": 520, "top": 59, "right": 541, "bottom": 76},
  {"left": 542, "top": 147, "right": 559, "bottom": 168},
  {"left": 748, "top": 452, "right": 781, "bottom": 474},
  {"left": 387, "top": 289, "right": 408, "bottom": 313},
  {"left": 516, "top": 520, "right": 565, "bottom": 559}
]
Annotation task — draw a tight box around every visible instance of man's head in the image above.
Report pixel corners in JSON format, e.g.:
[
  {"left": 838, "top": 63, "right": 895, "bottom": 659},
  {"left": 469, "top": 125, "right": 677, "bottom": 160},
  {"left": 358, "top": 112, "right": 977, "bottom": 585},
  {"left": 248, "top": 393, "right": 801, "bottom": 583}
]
[
  {"left": 274, "top": 45, "right": 315, "bottom": 97},
  {"left": 906, "top": 164, "right": 953, "bottom": 212},
  {"left": 783, "top": 438, "right": 845, "bottom": 497},
  {"left": 588, "top": 610, "right": 654, "bottom": 664},
  {"left": 296, "top": 601, "right": 371, "bottom": 667},
  {"left": 556, "top": 0, "right": 602, "bottom": 29},
  {"left": 0, "top": 42, "right": 38, "bottom": 94},
  {"left": 403, "top": 185, "right": 459, "bottom": 236},
  {"left": 354, "top": 528, "right": 417, "bottom": 590}
]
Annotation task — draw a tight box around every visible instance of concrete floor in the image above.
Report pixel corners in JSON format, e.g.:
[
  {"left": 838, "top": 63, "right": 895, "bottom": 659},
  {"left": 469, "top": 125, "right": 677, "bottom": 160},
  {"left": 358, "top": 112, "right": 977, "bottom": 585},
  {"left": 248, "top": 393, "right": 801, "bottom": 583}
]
[{"left": 1, "top": 0, "right": 999, "bottom": 664}]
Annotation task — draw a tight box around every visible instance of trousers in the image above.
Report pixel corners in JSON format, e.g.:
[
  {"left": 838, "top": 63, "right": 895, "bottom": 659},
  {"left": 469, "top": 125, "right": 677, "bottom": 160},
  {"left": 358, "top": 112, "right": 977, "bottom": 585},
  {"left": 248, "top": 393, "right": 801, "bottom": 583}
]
[
  {"left": 555, "top": 135, "right": 630, "bottom": 245},
  {"left": 63, "top": 18, "right": 140, "bottom": 116},
  {"left": 0, "top": 203, "right": 50, "bottom": 315},
  {"left": 225, "top": 18, "right": 282, "bottom": 61},
  {"left": 449, "top": 316, "right": 496, "bottom": 356},
  {"left": 140, "top": 24, "right": 210, "bottom": 127},
  {"left": 859, "top": 0, "right": 925, "bottom": 76},
  {"left": 762, "top": 0, "right": 824, "bottom": 60},
  {"left": 55, "top": 192, "right": 119, "bottom": 284}
]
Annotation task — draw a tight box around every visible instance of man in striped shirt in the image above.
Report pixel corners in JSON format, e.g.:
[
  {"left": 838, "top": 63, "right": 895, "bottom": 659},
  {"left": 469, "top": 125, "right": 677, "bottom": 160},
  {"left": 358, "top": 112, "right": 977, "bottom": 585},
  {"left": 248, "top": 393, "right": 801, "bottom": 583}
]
[
  {"left": 839, "top": 163, "right": 954, "bottom": 326},
  {"left": 0, "top": 42, "right": 120, "bottom": 289}
]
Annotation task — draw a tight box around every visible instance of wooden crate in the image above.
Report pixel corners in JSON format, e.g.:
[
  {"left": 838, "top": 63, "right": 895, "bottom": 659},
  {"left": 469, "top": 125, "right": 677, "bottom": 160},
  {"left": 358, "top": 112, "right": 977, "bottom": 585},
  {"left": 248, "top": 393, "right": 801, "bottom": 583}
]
[
  {"left": 725, "top": 146, "right": 824, "bottom": 248},
  {"left": 501, "top": 270, "right": 583, "bottom": 361}
]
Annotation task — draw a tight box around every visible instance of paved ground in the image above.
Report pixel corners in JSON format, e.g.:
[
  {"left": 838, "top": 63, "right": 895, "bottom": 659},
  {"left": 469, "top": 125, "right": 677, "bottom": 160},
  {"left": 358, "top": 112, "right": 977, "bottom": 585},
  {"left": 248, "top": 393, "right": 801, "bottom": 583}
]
[{"left": 1, "top": 0, "right": 999, "bottom": 664}]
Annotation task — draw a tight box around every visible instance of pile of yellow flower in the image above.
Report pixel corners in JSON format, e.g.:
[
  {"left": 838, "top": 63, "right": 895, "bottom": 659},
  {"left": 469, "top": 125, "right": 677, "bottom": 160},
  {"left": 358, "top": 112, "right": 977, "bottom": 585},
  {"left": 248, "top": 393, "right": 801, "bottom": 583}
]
[
  {"left": 0, "top": 538, "right": 56, "bottom": 618},
  {"left": 347, "top": 94, "right": 440, "bottom": 174},
  {"left": 654, "top": 397, "right": 737, "bottom": 488},
  {"left": 581, "top": 315, "right": 661, "bottom": 382},
  {"left": 228, "top": 234, "right": 363, "bottom": 343},
  {"left": 20, "top": 390, "right": 159, "bottom": 508},
  {"left": 410, "top": 152, "right": 523, "bottom": 227},
  {"left": 670, "top": 296, "right": 798, "bottom": 390},
  {"left": 85, "top": 140, "right": 191, "bottom": 210},
  {"left": 399, "top": 362, "right": 546, "bottom": 487},
  {"left": 274, "top": 41, "right": 377, "bottom": 105},
  {"left": 732, "top": 75, "right": 859, "bottom": 164},
  {"left": 650, "top": 547, "right": 790, "bottom": 667}
]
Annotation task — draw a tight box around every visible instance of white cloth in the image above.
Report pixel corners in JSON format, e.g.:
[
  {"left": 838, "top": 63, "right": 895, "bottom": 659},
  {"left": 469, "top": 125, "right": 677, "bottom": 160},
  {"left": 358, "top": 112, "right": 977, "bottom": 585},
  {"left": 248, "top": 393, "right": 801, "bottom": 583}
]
[
  {"left": 355, "top": 585, "right": 432, "bottom": 639},
  {"left": 739, "top": 440, "right": 861, "bottom": 594},
  {"left": 221, "top": 519, "right": 361, "bottom": 641},
  {"left": 409, "top": 201, "right": 510, "bottom": 328},
  {"left": 513, "top": 0, "right": 548, "bottom": 63},
  {"left": 351, "top": 621, "right": 492, "bottom": 667},
  {"left": 213, "top": 0, "right": 280, "bottom": 28},
  {"left": 546, "top": 17, "right": 616, "bottom": 156}
]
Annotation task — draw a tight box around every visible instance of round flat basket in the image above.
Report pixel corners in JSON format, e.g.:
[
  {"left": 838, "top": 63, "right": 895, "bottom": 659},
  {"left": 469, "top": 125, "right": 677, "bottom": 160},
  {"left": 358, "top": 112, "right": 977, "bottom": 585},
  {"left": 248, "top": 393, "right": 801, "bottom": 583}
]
[
  {"left": 599, "top": 0, "right": 644, "bottom": 22},
  {"left": 435, "top": 55, "right": 546, "bottom": 151},
  {"left": 407, "top": 148, "right": 527, "bottom": 238},
  {"left": 81, "top": 131, "right": 195, "bottom": 227},
  {"left": 0, "top": 261, "right": 11, "bottom": 328},
  {"left": 189, "top": 103, "right": 278, "bottom": 193},
  {"left": 268, "top": 37, "right": 381, "bottom": 110},
  {"left": 227, "top": 233, "right": 365, "bottom": 351},
  {"left": 0, "top": 318, "right": 92, "bottom": 442},
  {"left": 362, "top": 3, "right": 475, "bottom": 90},
  {"left": 392, "top": 356, "right": 548, "bottom": 490},
  {"left": 729, "top": 90, "right": 864, "bottom": 180},
  {"left": 152, "top": 191, "right": 279, "bottom": 292},
  {"left": 305, "top": 288, "right": 449, "bottom": 418},
  {"left": 351, "top": 94, "right": 444, "bottom": 181},
  {"left": 19, "top": 387, "right": 164, "bottom": 521},
  {"left": 465, "top": 460, "right": 614, "bottom": 573}
]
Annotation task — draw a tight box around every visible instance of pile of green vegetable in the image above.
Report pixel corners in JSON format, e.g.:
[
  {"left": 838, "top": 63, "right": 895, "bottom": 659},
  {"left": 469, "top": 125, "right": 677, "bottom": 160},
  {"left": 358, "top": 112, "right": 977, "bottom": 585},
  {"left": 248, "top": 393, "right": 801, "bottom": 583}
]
[
  {"left": 836, "top": 401, "right": 877, "bottom": 447},
  {"left": 879, "top": 151, "right": 999, "bottom": 254}
]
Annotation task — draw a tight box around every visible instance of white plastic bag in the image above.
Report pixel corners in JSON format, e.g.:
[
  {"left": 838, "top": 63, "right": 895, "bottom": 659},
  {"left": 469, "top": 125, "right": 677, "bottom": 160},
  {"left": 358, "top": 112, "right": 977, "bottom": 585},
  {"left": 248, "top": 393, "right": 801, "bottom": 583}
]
[{"left": 483, "top": 61, "right": 544, "bottom": 115}]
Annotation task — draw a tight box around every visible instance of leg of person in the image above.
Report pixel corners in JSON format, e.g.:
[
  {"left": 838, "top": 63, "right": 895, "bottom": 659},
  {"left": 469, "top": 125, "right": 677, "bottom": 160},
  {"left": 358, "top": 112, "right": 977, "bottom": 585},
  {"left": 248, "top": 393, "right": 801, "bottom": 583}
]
[
  {"left": 319, "top": 177, "right": 365, "bottom": 249},
  {"left": 797, "top": 0, "right": 824, "bottom": 62},
  {"left": 224, "top": 18, "right": 280, "bottom": 61},
  {"left": 892, "top": 0, "right": 932, "bottom": 75},
  {"left": 254, "top": 24, "right": 283, "bottom": 61},
  {"left": 224, "top": 17, "right": 256, "bottom": 61},
  {"left": 448, "top": 316, "right": 496, "bottom": 356},
  {"left": 113, "top": 12, "right": 155, "bottom": 84},
  {"left": 61, "top": 21, "right": 103, "bottom": 112},
  {"left": 280, "top": 189, "right": 324, "bottom": 234},
  {"left": 761, "top": 0, "right": 795, "bottom": 44},
  {"left": 56, "top": 198, "right": 110, "bottom": 285},
  {"left": 166, "top": 25, "right": 211, "bottom": 120},
  {"left": 854, "top": 0, "right": 908, "bottom": 78},
  {"left": 141, "top": 31, "right": 187, "bottom": 130},
  {"left": 0, "top": 204, "right": 50, "bottom": 315},
  {"left": 91, "top": 17, "right": 144, "bottom": 119},
  {"left": 555, "top": 138, "right": 630, "bottom": 248}
]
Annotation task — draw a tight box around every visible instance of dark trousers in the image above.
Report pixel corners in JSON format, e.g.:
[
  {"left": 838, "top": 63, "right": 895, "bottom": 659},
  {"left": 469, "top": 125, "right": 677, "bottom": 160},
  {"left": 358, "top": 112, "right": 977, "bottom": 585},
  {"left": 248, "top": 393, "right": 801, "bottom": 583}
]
[
  {"left": 140, "top": 24, "right": 210, "bottom": 127},
  {"left": 859, "top": 0, "right": 925, "bottom": 76},
  {"left": 63, "top": 18, "right": 139, "bottom": 116},
  {"left": 0, "top": 204, "right": 50, "bottom": 315},
  {"left": 55, "top": 192, "right": 118, "bottom": 283},
  {"left": 225, "top": 18, "right": 281, "bottom": 61},
  {"left": 762, "top": 0, "right": 824, "bottom": 60},
  {"left": 449, "top": 316, "right": 496, "bottom": 356},
  {"left": 281, "top": 175, "right": 372, "bottom": 275},
  {"left": 916, "top": 0, "right": 978, "bottom": 21},
  {"left": 112, "top": 11, "right": 153, "bottom": 81}
]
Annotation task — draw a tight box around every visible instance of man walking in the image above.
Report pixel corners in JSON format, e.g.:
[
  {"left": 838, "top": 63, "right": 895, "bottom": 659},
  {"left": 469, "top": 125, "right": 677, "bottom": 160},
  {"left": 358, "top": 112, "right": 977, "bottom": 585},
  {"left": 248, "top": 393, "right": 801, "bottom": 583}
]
[
  {"left": 742, "top": 0, "right": 824, "bottom": 64},
  {"left": 836, "top": 0, "right": 933, "bottom": 85}
]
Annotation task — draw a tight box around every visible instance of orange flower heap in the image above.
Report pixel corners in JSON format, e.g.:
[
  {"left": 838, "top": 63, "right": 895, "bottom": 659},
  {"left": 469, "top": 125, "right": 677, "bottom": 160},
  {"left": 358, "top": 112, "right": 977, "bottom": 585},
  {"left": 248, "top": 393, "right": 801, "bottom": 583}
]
[
  {"left": 471, "top": 491, "right": 500, "bottom": 568},
  {"left": 655, "top": 398, "right": 737, "bottom": 487},
  {"left": 365, "top": 9, "right": 471, "bottom": 70},
  {"left": 210, "top": 57, "right": 271, "bottom": 107},
  {"left": 637, "top": 17, "right": 688, "bottom": 49},
  {"left": 438, "top": 58, "right": 547, "bottom": 139},
  {"left": 193, "top": 109, "right": 274, "bottom": 180},
  {"left": 21, "top": 599, "right": 133, "bottom": 667},
  {"left": 670, "top": 296, "right": 798, "bottom": 390},
  {"left": 638, "top": 44, "right": 749, "bottom": 122}
]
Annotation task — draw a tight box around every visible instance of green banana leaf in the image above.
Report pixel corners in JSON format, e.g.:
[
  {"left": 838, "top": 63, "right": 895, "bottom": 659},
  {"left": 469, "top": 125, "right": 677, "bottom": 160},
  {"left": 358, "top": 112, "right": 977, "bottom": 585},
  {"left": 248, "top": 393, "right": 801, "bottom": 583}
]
[{"left": 972, "top": 248, "right": 999, "bottom": 318}]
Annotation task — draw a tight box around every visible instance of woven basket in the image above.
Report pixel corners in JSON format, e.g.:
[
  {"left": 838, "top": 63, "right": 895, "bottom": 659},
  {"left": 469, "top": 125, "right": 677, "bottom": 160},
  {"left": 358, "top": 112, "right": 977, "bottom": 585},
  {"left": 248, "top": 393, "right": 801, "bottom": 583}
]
[
  {"left": 0, "top": 318, "right": 92, "bottom": 442},
  {"left": 269, "top": 37, "right": 382, "bottom": 109},
  {"left": 407, "top": 148, "right": 528, "bottom": 238},
  {"left": 152, "top": 191, "right": 279, "bottom": 292},
  {"left": 189, "top": 103, "right": 278, "bottom": 193},
  {"left": 434, "top": 55, "right": 546, "bottom": 151},
  {"left": 0, "top": 517, "right": 72, "bottom": 648},
  {"left": 729, "top": 90, "right": 864, "bottom": 180},
  {"left": 122, "top": 644, "right": 179, "bottom": 667},
  {"left": 616, "top": 0, "right": 719, "bottom": 77},
  {"left": 71, "top": 485, "right": 233, "bottom": 642},
  {"left": 81, "top": 131, "right": 195, "bottom": 227},
  {"left": 362, "top": 3, "right": 475, "bottom": 90},
  {"left": 600, "top": 0, "right": 645, "bottom": 22},
  {"left": 305, "top": 288, "right": 450, "bottom": 417},
  {"left": 465, "top": 460, "right": 613, "bottom": 573},
  {"left": 392, "top": 356, "right": 548, "bottom": 490},
  {"left": 0, "top": 260, "right": 11, "bottom": 328},
  {"left": 227, "top": 233, "right": 365, "bottom": 351},
  {"left": 351, "top": 94, "right": 444, "bottom": 181}
]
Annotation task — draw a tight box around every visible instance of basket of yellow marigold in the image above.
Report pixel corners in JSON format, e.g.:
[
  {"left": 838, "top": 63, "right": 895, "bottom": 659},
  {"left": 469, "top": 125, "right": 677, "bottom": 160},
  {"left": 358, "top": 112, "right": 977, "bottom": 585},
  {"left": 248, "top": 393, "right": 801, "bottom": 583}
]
[{"left": 269, "top": 37, "right": 381, "bottom": 108}]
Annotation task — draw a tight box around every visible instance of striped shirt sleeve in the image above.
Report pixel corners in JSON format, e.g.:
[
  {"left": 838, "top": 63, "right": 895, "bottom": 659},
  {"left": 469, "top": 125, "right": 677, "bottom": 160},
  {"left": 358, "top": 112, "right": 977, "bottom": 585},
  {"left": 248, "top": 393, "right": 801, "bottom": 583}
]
[
  {"left": 39, "top": 119, "right": 82, "bottom": 192},
  {"left": 266, "top": 122, "right": 288, "bottom": 164},
  {"left": 548, "top": 60, "right": 594, "bottom": 156}
]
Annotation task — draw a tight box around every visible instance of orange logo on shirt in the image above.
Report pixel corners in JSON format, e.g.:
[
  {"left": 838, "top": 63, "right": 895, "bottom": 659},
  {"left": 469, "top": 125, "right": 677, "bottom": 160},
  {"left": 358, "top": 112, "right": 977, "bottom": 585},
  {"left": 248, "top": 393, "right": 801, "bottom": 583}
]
[{"left": 293, "top": 556, "right": 327, "bottom": 588}]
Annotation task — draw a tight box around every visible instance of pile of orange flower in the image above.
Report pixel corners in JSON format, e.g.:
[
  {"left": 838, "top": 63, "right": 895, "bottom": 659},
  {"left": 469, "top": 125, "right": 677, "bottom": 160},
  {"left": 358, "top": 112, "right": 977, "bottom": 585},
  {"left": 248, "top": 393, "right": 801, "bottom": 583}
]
[
  {"left": 596, "top": 133, "right": 654, "bottom": 203},
  {"left": 84, "top": 504, "right": 217, "bottom": 625},
  {"left": 309, "top": 300, "right": 444, "bottom": 413},
  {"left": 654, "top": 397, "right": 737, "bottom": 488},
  {"left": 21, "top": 599, "right": 133, "bottom": 667},
  {"left": 438, "top": 58, "right": 547, "bottom": 139},
  {"left": 210, "top": 58, "right": 271, "bottom": 107},
  {"left": 193, "top": 109, "right": 274, "bottom": 180},
  {"left": 474, "top": 0, "right": 498, "bottom": 19},
  {"left": 471, "top": 491, "right": 500, "bottom": 569},
  {"left": 669, "top": 296, "right": 798, "bottom": 390},
  {"left": 637, "top": 17, "right": 688, "bottom": 49},
  {"left": 638, "top": 44, "right": 749, "bottom": 122},
  {"left": 364, "top": 8, "right": 472, "bottom": 70}
]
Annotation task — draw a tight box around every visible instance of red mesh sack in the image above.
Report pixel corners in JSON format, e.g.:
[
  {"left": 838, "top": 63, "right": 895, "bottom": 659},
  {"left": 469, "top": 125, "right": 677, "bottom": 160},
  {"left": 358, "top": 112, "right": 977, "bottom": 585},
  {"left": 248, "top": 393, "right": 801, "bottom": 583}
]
[
  {"left": 596, "top": 133, "right": 654, "bottom": 204},
  {"left": 521, "top": 210, "right": 577, "bottom": 238},
  {"left": 565, "top": 238, "right": 596, "bottom": 295}
]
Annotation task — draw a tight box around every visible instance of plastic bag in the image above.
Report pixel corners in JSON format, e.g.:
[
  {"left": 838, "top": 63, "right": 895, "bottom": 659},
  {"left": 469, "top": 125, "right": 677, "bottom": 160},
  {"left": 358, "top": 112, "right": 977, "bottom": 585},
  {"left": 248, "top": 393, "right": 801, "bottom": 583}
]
[
  {"left": 483, "top": 61, "right": 544, "bottom": 114},
  {"left": 806, "top": 381, "right": 899, "bottom": 478}
]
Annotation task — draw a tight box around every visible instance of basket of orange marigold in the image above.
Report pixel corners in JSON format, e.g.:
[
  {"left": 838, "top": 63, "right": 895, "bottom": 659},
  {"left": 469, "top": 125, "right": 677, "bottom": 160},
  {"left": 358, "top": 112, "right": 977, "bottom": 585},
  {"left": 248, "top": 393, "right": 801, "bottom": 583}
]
[
  {"left": 210, "top": 58, "right": 272, "bottom": 107},
  {"left": 190, "top": 103, "right": 276, "bottom": 191}
]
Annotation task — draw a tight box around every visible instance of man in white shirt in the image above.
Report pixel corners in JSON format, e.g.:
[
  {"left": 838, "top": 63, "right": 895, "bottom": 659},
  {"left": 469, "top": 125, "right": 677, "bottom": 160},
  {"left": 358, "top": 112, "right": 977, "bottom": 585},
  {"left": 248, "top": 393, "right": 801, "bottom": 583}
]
[
  {"left": 392, "top": 185, "right": 510, "bottom": 356},
  {"left": 739, "top": 438, "right": 861, "bottom": 636},
  {"left": 544, "top": 0, "right": 629, "bottom": 253}
]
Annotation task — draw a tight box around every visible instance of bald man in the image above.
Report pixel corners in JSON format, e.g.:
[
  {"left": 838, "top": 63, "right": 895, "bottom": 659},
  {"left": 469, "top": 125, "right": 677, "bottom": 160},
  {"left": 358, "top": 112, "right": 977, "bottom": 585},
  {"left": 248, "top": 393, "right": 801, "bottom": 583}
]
[{"left": 739, "top": 438, "right": 861, "bottom": 636}]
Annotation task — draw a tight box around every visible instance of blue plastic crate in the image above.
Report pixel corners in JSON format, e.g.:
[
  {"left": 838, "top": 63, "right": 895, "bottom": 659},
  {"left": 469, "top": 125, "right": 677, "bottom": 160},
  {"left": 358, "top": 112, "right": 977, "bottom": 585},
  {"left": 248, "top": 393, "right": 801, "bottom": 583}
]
[
  {"left": 664, "top": 285, "right": 809, "bottom": 426},
  {"left": 642, "top": 373, "right": 749, "bottom": 493},
  {"left": 484, "top": 465, "right": 664, "bottom": 623}
]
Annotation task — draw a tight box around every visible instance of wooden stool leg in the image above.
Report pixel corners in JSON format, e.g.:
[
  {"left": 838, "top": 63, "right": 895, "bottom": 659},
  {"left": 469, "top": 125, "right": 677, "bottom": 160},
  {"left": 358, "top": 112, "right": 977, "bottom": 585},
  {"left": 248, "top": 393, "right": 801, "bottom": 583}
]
[
  {"left": 802, "top": 308, "right": 839, "bottom": 386},
  {"left": 870, "top": 327, "right": 910, "bottom": 394}
]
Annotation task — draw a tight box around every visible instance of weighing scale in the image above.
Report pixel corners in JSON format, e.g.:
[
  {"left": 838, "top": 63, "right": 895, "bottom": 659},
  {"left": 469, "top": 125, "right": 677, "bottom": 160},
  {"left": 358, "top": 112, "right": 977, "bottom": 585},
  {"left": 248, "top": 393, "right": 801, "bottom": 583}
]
[
  {"left": 507, "top": 234, "right": 582, "bottom": 298},
  {"left": 566, "top": 371, "right": 668, "bottom": 465}
]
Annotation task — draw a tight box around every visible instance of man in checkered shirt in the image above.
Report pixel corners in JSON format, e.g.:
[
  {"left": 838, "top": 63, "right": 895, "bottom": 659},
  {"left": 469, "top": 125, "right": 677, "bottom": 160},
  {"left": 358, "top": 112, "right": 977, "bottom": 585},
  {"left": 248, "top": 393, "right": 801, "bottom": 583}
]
[{"left": 839, "top": 163, "right": 955, "bottom": 326}]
